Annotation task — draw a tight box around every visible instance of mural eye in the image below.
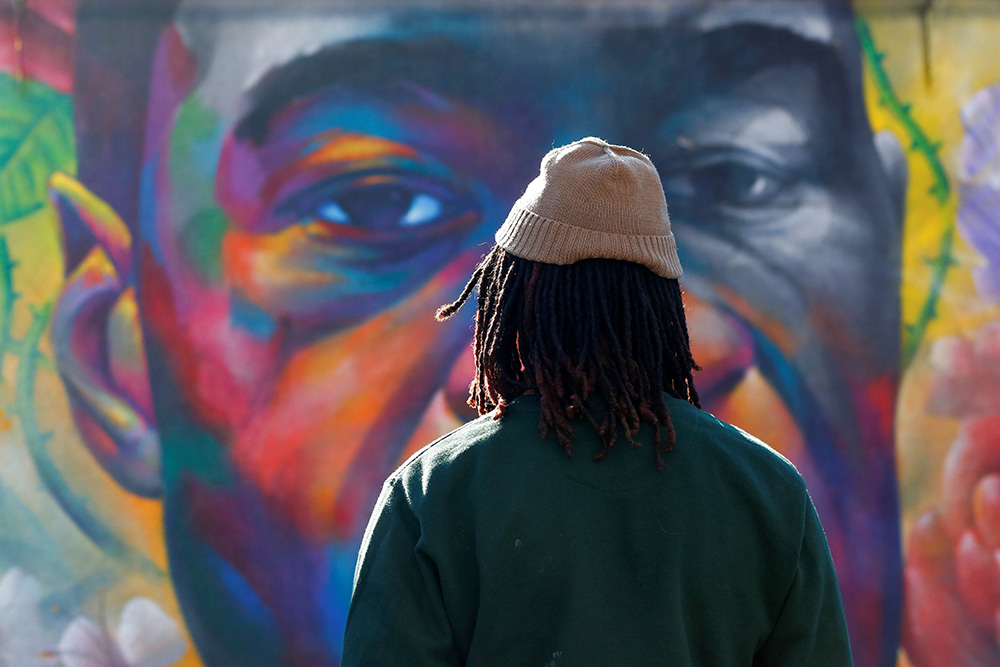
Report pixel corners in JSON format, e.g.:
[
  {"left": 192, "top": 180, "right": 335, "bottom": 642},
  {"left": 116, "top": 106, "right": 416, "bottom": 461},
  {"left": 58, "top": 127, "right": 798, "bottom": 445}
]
[
  {"left": 312, "top": 183, "right": 451, "bottom": 231},
  {"left": 316, "top": 201, "right": 350, "bottom": 223},
  {"left": 400, "top": 193, "right": 443, "bottom": 226},
  {"left": 662, "top": 158, "right": 790, "bottom": 211}
]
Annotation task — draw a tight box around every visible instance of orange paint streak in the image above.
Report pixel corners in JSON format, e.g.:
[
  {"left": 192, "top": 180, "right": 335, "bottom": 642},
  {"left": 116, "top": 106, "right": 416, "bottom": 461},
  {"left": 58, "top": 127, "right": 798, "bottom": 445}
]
[
  {"left": 222, "top": 227, "right": 341, "bottom": 306},
  {"left": 75, "top": 247, "right": 118, "bottom": 289},
  {"left": 684, "top": 291, "right": 754, "bottom": 393},
  {"left": 263, "top": 133, "right": 420, "bottom": 206},
  {"left": 299, "top": 133, "right": 419, "bottom": 168},
  {"left": 712, "top": 366, "right": 807, "bottom": 465}
]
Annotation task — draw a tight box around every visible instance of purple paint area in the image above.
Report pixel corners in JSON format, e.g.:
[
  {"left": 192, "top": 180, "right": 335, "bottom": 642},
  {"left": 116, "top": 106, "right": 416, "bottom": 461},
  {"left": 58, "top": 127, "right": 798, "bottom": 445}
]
[{"left": 959, "top": 82, "right": 1000, "bottom": 302}]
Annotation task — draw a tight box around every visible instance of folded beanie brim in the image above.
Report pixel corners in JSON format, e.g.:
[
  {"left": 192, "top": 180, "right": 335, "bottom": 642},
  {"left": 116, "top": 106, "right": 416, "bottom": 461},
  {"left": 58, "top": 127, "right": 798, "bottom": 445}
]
[{"left": 495, "top": 207, "right": 683, "bottom": 279}]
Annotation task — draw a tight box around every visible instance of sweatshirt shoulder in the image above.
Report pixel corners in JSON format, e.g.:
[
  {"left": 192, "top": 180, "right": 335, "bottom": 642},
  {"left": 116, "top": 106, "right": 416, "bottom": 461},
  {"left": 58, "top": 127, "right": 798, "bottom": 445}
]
[
  {"left": 687, "top": 404, "right": 808, "bottom": 494},
  {"left": 387, "top": 412, "right": 505, "bottom": 487}
]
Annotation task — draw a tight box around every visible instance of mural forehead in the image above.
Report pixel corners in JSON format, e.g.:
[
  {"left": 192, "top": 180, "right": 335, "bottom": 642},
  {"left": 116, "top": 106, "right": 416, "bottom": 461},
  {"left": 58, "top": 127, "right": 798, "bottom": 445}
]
[
  {"left": 1, "top": 1, "right": 999, "bottom": 666},
  {"left": 174, "top": 0, "right": 849, "bottom": 86},
  {"left": 174, "top": 0, "right": 846, "bottom": 11},
  {"left": 176, "top": 15, "right": 392, "bottom": 119}
]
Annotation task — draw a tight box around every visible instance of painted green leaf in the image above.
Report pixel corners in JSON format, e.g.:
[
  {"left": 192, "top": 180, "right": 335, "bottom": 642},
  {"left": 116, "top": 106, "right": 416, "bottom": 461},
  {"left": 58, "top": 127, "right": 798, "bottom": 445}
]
[{"left": 0, "top": 74, "right": 76, "bottom": 224}]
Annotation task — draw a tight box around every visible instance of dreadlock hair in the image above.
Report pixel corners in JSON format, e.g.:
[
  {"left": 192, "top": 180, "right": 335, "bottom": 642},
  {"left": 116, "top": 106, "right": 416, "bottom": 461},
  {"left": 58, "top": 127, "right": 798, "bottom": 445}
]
[{"left": 437, "top": 246, "right": 700, "bottom": 471}]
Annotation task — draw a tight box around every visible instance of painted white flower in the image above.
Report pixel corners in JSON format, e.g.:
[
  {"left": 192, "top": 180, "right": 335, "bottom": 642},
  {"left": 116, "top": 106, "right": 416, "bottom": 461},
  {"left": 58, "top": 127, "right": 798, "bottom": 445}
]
[
  {"left": 0, "top": 568, "right": 59, "bottom": 667},
  {"left": 57, "top": 597, "right": 187, "bottom": 667}
]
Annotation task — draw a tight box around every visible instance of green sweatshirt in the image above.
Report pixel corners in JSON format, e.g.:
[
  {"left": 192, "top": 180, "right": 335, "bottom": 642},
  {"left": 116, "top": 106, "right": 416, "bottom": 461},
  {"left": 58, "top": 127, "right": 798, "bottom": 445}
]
[{"left": 343, "top": 394, "right": 852, "bottom": 666}]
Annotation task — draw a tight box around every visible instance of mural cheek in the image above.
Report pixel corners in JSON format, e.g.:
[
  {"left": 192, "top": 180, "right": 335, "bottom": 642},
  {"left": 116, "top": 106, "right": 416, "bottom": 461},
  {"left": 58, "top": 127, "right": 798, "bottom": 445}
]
[
  {"left": 139, "top": 256, "right": 284, "bottom": 434},
  {"left": 220, "top": 222, "right": 473, "bottom": 334},
  {"left": 222, "top": 226, "right": 346, "bottom": 317},
  {"left": 228, "top": 249, "right": 481, "bottom": 541}
]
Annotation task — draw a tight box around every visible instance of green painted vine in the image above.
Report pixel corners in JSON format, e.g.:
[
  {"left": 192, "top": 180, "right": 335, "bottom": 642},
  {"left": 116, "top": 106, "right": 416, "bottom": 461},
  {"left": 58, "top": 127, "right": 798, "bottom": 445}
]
[{"left": 856, "top": 18, "right": 956, "bottom": 371}]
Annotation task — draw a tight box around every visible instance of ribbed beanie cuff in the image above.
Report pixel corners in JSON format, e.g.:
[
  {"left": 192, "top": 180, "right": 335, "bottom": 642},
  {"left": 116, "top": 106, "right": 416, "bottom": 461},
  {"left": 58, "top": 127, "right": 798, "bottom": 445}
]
[
  {"left": 494, "top": 137, "right": 683, "bottom": 279},
  {"left": 496, "top": 208, "right": 683, "bottom": 278}
]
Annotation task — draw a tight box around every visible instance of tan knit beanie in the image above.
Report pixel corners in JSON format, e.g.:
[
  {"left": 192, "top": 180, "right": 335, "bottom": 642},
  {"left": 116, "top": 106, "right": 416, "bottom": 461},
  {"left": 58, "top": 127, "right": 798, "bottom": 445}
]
[{"left": 495, "top": 137, "right": 682, "bottom": 278}]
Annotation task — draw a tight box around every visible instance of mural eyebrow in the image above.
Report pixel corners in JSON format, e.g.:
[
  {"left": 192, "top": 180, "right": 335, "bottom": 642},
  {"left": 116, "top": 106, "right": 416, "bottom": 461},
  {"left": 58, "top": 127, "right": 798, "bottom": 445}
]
[
  {"left": 234, "top": 37, "right": 500, "bottom": 145},
  {"left": 604, "top": 22, "right": 842, "bottom": 91},
  {"left": 606, "top": 23, "right": 855, "bottom": 145},
  {"left": 700, "top": 24, "right": 847, "bottom": 90}
]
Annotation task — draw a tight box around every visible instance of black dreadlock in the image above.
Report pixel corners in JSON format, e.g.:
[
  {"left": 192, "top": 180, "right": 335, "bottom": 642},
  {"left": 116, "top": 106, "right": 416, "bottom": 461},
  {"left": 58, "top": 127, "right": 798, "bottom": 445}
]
[{"left": 437, "top": 246, "right": 700, "bottom": 471}]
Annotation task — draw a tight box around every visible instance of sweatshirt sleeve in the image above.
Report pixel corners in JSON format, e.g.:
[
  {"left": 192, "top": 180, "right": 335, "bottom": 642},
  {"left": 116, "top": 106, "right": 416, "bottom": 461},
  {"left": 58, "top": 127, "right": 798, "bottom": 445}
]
[
  {"left": 754, "top": 494, "right": 854, "bottom": 666},
  {"left": 342, "top": 478, "right": 462, "bottom": 666}
]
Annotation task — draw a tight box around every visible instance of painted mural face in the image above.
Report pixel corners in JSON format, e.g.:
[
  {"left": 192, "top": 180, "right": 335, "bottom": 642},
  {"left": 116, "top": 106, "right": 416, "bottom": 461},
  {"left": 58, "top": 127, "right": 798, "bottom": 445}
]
[{"left": 55, "top": 1, "right": 905, "bottom": 665}]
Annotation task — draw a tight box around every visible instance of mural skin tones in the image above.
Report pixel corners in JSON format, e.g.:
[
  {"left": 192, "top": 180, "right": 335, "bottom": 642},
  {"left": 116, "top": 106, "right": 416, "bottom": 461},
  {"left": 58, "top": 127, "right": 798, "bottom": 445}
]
[{"left": 52, "top": 0, "right": 906, "bottom": 664}]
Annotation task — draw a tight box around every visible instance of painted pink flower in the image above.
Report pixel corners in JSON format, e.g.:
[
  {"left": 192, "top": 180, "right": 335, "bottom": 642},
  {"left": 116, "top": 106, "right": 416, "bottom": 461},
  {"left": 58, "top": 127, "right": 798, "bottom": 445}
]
[
  {"left": 904, "top": 416, "right": 1000, "bottom": 665},
  {"left": 927, "top": 320, "right": 1000, "bottom": 419}
]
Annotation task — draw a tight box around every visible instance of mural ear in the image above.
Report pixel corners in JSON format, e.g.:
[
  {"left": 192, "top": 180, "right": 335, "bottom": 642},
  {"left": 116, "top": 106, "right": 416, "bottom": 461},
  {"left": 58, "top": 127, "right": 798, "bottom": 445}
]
[
  {"left": 49, "top": 173, "right": 162, "bottom": 498},
  {"left": 874, "top": 129, "right": 908, "bottom": 224}
]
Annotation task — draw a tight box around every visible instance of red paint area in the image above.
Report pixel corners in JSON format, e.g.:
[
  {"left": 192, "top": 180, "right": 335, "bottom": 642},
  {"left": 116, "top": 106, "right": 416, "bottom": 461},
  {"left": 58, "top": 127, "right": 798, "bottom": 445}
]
[
  {"left": 0, "top": 0, "right": 74, "bottom": 91},
  {"left": 140, "top": 247, "right": 278, "bottom": 436},
  {"left": 860, "top": 375, "right": 896, "bottom": 458}
]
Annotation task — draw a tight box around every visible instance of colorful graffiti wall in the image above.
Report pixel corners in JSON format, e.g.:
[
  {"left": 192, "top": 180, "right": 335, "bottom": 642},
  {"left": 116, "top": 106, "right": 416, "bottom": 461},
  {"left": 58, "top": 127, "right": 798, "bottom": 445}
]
[{"left": 0, "top": 0, "right": 998, "bottom": 664}]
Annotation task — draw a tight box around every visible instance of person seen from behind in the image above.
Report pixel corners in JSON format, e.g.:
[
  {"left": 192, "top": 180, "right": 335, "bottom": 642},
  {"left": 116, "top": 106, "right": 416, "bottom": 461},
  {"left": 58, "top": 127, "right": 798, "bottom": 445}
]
[{"left": 342, "top": 137, "right": 853, "bottom": 666}]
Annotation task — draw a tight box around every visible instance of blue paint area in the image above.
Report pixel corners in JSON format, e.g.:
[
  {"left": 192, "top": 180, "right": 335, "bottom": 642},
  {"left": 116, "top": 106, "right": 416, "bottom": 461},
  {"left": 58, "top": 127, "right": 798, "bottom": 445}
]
[
  {"left": 174, "top": 545, "right": 284, "bottom": 666},
  {"left": 231, "top": 296, "right": 279, "bottom": 339},
  {"left": 286, "top": 103, "right": 406, "bottom": 148},
  {"left": 192, "top": 130, "right": 225, "bottom": 179},
  {"left": 139, "top": 156, "right": 167, "bottom": 264},
  {"left": 748, "top": 326, "right": 850, "bottom": 495},
  {"left": 210, "top": 548, "right": 282, "bottom": 635},
  {"left": 320, "top": 543, "right": 363, "bottom": 658}
]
